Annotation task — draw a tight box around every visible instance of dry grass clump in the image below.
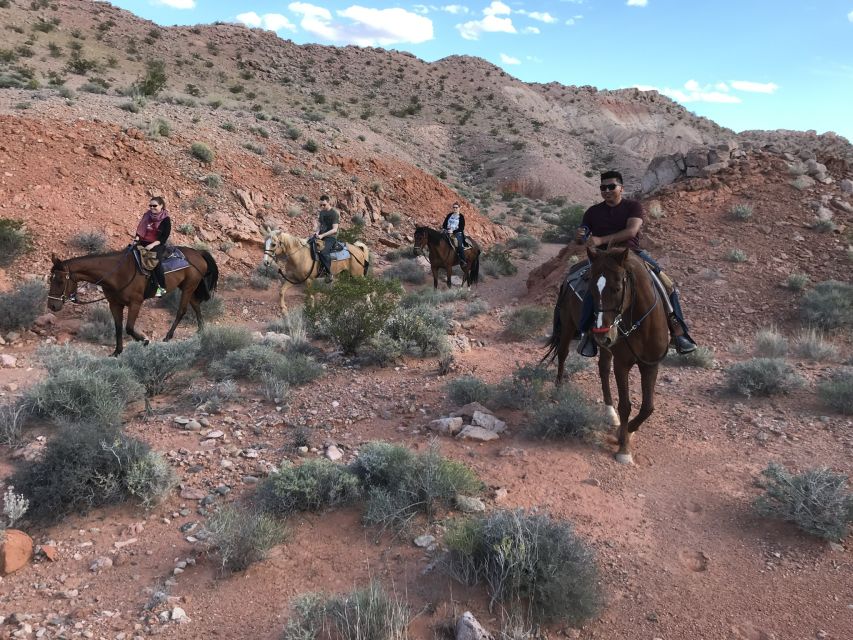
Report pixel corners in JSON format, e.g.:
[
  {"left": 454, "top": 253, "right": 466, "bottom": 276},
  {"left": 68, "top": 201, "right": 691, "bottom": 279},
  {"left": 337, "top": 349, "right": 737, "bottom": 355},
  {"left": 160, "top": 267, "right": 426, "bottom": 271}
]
[
  {"left": 754, "top": 328, "right": 788, "bottom": 357},
  {"left": 663, "top": 346, "right": 716, "bottom": 368},
  {"left": 504, "top": 306, "right": 550, "bottom": 341},
  {"left": 818, "top": 368, "right": 853, "bottom": 415},
  {"left": 207, "top": 505, "right": 286, "bottom": 573},
  {"left": 0, "top": 279, "right": 46, "bottom": 331},
  {"left": 799, "top": 280, "right": 853, "bottom": 330},
  {"left": 527, "top": 386, "right": 604, "bottom": 441},
  {"left": 792, "top": 328, "right": 834, "bottom": 361},
  {"left": 725, "top": 358, "right": 802, "bottom": 397},
  {"left": 257, "top": 459, "right": 361, "bottom": 516}
]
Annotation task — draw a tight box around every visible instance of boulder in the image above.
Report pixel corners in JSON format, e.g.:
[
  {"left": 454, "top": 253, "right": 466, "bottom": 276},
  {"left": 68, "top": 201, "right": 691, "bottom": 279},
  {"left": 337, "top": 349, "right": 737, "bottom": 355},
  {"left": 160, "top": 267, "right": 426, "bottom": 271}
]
[
  {"left": 455, "top": 612, "right": 495, "bottom": 640},
  {"left": 456, "top": 426, "right": 499, "bottom": 442},
  {"left": 642, "top": 153, "right": 684, "bottom": 194},
  {"left": 453, "top": 402, "right": 492, "bottom": 419},
  {"left": 428, "top": 417, "right": 464, "bottom": 436},
  {"left": 455, "top": 495, "right": 486, "bottom": 513},
  {"left": 471, "top": 411, "right": 506, "bottom": 434},
  {"left": 840, "top": 178, "right": 853, "bottom": 194},
  {"left": 0, "top": 529, "right": 33, "bottom": 575}
]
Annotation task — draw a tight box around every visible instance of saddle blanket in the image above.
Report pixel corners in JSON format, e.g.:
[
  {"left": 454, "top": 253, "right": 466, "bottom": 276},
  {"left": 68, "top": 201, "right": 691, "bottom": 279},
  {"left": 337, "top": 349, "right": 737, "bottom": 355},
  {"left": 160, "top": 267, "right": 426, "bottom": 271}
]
[
  {"left": 564, "top": 259, "right": 591, "bottom": 301},
  {"left": 329, "top": 245, "right": 351, "bottom": 261},
  {"left": 133, "top": 246, "right": 190, "bottom": 275}
]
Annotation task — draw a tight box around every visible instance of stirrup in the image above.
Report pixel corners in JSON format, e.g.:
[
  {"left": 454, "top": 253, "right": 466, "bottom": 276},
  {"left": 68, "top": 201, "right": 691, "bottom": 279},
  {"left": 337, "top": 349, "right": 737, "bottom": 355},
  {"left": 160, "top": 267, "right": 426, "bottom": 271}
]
[
  {"left": 672, "top": 335, "right": 697, "bottom": 354},
  {"left": 154, "top": 286, "right": 166, "bottom": 298},
  {"left": 577, "top": 333, "right": 598, "bottom": 357}
]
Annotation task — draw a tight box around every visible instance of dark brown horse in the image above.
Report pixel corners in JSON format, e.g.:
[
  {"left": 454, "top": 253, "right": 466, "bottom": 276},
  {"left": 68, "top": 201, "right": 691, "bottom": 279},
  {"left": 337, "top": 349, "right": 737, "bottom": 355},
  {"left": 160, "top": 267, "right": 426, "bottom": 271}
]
[
  {"left": 47, "top": 246, "right": 219, "bottom": 356},
  {"left": 543, "top": 247, "right": 669, "bottom": 464},
  {"left": 413, "top": 226, "right": 480, "bottom": 289}
]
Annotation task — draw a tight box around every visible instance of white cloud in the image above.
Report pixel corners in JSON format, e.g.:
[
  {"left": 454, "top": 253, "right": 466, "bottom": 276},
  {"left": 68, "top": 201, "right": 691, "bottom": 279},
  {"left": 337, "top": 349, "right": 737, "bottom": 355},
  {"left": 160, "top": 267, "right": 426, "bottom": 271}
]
[
  {"left": 441, "top": 4, "right": 469, "bottom": 14},
  {"left": 288, "top": 3, "right": 433, "bottom": 45},
  {"left": 627, "top": 0, "right": 648, "bottom": 6},
  {"left": 526, "top": 55, "right": 542, "bottom": 63},
  {"left": 848, "top": 9, "right": 853, "bottom": 21},
  {"left": 518, "top": 10, "right": 557, "bottom": 23},
  {"left": 457, "top": 14, "right": 516, "bottom": 39},
  {"left": 236, "top": 12, "right": 297, "bottom": 32},
  {"left": 638, "top": 81, "right": 741, "bottom": 104},
  {"left": 500, "top": 53, "right": 520, "bottom": 65},
  {"left": 522, "top": 26, "right": 540, "bottom": 34},
  {"left": 152, "top": 0, "right": 196, "bottom": 9},
  {"left": 730, "top": 80, "right": 779, "bottom": 93},
  {"left": 412, "top": 4, "right": 429, "bottom": 14},
  {"left": 483, "top": 1, "right": 511, "bottom": 16}
]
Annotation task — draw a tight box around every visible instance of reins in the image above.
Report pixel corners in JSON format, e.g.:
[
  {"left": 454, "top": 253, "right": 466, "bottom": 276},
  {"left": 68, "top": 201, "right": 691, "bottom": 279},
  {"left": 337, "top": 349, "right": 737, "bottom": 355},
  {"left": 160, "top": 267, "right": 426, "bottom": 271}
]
[{"left": 48, "top": 247, "right": 136, "bottom": 305}]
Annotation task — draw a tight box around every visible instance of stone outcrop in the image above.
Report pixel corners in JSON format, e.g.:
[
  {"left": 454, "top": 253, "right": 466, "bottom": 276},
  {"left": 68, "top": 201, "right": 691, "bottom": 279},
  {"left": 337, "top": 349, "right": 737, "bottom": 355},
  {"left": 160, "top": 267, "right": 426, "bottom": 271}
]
[{"left": 642, "top": 141, "right": 739, "bottom": 193}]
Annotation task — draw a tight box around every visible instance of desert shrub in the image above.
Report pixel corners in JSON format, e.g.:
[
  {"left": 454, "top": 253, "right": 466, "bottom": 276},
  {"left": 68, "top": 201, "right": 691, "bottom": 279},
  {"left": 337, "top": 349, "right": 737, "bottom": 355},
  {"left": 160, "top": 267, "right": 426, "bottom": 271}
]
[
  {"left": 0, "top": 218, "right": 33, "bottom": 266},
  {"left": 729, "top": 203, "right": 753, "bottom": 220},
  {"left": 726, "top": 248, "right": 748, "bottom": 262},
  {"left": 793, "top": 328, "right": 834, "bottom": 361},
  {"left": 304, "top": 274, "right": 402, "bottom": 354},
  {"left": 382, "top": 258, "right": 425, "bottom": 284},
  {"left": 260, "top": 372, "right": 289, "bottom": 403},
  {"left": 528, "top": 386, "right": 603, "bottom": 440},
  {"left": 258, "top": 459, "right": 361, "bottom": 516},
  {"left": 11, "top": 422, "right": 171, "bottom": 524},
  {"left": 77, "top": 305, "right": 114, "bottom": 344},
  {"left": 382, "top": 304, "right": 448, "bottom": 356},
  {"left": 267, "top": 309, "right": 309, "bottom": 347},
  {"left": 337, "top": 221, "right": 364, "bottom": 244},
  {"left": 400, "top": 287, "right": 469, "bottom": 308},
  {"left": 190, "top": 141, "right": 214, "bottom": 163},
  {"left": 818, "top": 368, "right": 853, "bottom": 414},
  {"left": 120, "top": 339, "right": 199, "bottom": 397},
  {"left": 813, "top": 219, "right": 835, "bottom": 233},
  {"left": 799, "top": 280, "right": 853, "bottom": 330},
  {"left": 384, "top": 247, "right": 412, "bottom": 262},
  {"left": 0, "top": 279, "right": 45, "bottom": 332},
  {"left": 444, "top": 510, "right": 603, "bottom": 624},
  {"left": 458, "top": 298, "right": 489, "bottom": 319},
  {"left": 350, "top": 442, "right": 480, "bottom": 530},
  {"left": 447, "top": 375, "right": 492, "bottom": 406},
  {"left": 507, "top": 234, "right": 540, "bottom": 258},
  {"left": 491, "top": 363, "right": 551, "bottom": 410},
  {"left": 209, "top": 345, "right": 322, "bottom": 387},
  {"left": 755, "top": 328, "right": 788, "bottom": 357},
  {"left": 269, "top": 352, "right": 324, "bottom": 386},
  {"left": 203, "top": 173, "right": 221, "bottom": 189},
  {"left": 725, "top": 358, "right": 802, "bottom": 397},
  {"left": 754, "top": 463, "right": 853, "bottom": 541},
  {"left": 198, "top": 325, "right": 253, "bottom": 361},
  {"left": 362, "top": 332, "right": 404, "bottom": 366},
  {"left": 70, "top": 230, "right": 107, "bottom": 253},
  {"left": 663, "top": 346, "right": 716, "bottom": 368},
  {"left": 482, "top": 246, "right": 517, "bottom": 277},
  {"left": 504, "top": 305, "right": 550, "bottom": 341},
  {"left": 207, "top": 505, "right": 286, "bottom": 573},
  {"left": 283, "top": 582, "right": 410, "bottom": 640},
  {"left": 248, "top": 273, "right": 271, "bottom": 289},
  {"left": 786, "top": 272, "right": 809, "bottom": 291},
  {"left": 541, "top": 204, "right": 585, "bottom": 242},
  {"left": 24, "top": 347, "right": 142, "bottom": 425},
  {"left": 135, "top": 58, "right": 167, "bottom": 96},
  {"left": 0, "top": 401, "right": 26, "bottom": 446},
  {"left": 148, "top": 118, "right": 171, "bottom": 138},
  {"left": 303, "top": 139, "right": 318, "bottom": 153},
  {"left": 187, "top": 379, "right": 237, "bottom": 412}
]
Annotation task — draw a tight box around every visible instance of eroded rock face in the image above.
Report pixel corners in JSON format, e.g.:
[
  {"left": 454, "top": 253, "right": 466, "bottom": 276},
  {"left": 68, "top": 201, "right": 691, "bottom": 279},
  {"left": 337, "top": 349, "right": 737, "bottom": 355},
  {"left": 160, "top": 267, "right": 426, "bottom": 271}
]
[
  {"left": 0, "top": 529, "right": 34, "bottom": 576},
  {"left": 642, "top": 142, "right": 739, "bottom": 194}
]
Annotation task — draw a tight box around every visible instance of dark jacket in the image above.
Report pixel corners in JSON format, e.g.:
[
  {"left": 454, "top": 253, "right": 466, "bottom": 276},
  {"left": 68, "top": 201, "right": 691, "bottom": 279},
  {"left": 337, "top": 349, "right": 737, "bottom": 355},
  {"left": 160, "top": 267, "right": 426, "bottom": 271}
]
[{"left": 442, "top": 212, "right": 465, "bottom": 233}]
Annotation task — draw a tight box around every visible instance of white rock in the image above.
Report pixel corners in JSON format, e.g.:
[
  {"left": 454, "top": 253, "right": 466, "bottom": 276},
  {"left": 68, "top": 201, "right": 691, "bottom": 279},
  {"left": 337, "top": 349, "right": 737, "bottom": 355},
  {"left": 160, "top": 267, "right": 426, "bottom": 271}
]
[
  {"left": 455, "top": 611, "right": 494, "bottom": 640},
  {"left": 170, "top": 607, "right": 189, "bottom": 623},
  {"left": 414, "top": 534, "right": 435, "bottom": 548},
  {"left": 1, "top": 354, "right": 17, "bottom": 368},
  {"left": 456, "top": 426, "right": 499, "bottom": 442},
  {"left": 325, "top": 444, "right": 343, "bottom": 461},
  {"left": 471, "top": 411, "right": 506, "bottom": 434},
  {"left": 89, "top": 556, "right": 113, "bottom": 573},
  {"left": 456, "top": 495, "right": 486, "bottom": 513},
  {"left": 428, "top": 417, "right": 464, "bottom": 436}
]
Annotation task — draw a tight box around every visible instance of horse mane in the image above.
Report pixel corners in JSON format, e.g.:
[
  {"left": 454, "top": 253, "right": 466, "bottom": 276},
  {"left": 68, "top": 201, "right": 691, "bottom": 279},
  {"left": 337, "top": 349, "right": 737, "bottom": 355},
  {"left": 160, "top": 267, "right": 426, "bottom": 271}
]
[
  {"left": 415, "top": 226, "right": 442, "bottom": 241},
  {"left": 54, "top": 249, "right": 129, "bottom": 270}
]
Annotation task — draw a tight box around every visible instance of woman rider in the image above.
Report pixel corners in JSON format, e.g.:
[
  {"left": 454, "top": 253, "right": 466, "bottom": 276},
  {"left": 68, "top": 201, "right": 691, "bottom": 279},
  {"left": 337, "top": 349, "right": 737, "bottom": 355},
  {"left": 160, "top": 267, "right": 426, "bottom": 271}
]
[{"left": 134, "top": 196, "right": 171, "bottom": 297}]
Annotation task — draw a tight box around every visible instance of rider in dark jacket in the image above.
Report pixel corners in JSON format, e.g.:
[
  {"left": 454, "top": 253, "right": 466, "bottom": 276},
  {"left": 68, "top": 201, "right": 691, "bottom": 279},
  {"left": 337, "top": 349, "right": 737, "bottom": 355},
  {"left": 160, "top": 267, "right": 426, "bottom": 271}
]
[
  {"left": 134, "top": 196, "right": 171, "bottom": 297},
  {"left": 441, "top": 202, "right": 467, "bottom": 266}
]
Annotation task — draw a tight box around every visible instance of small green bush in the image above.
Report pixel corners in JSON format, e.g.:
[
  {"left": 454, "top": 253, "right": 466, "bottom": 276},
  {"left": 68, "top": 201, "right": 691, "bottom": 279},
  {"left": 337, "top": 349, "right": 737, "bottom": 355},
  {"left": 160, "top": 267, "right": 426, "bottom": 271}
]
[
  {"left": 0, "top": 401, "right": 26, "bottom": 446},
  {"left": 725, "top": 358, "right": 802, "bottom": 397},
  {"left": 0, "top": 279, "right": 47, "bottom": 331},
  {"left": 304, "top": 275, "right": 402, "bottom": 354},
  {"left": 491, "top": 363, "right": 551, "bottom": 410},
  {"left": 209, "top": 344, "right": 322, "bottom": 387},
  {"left": 755, "top": 463, "right": 853, "bottom": 541},
  {"left": 258, "top": 459, "right": 361, "bottom": 516},
  {"left": 11, "top": 422, "right": 172, "bottom": 524},
  {"left": 0, "top": 218, "right": 33, "bottom": 266},
  {"left": 444, "top": 510, "right": 603, "bottom": 624},
  {"left": 482, "top": 246, "right": 517, "bottom": 277},
  {"left": 458, "top": 298, "right": 489, "bottom": 319},
  {"left": 541, "top": 205, "right": 585, "bottom": 242},
  {"left": 190, "top": 141, "right": 215, "bottom": 164},
  {"left": 729, "top": 203, "right": 753, "bottom": 220},
  {"left": 382, "top": 304, "right": 448, "bottom": 356},
  {"left": 135, "top": 58, "right": 167, "bottom": 96},
  {"left": 303, "top": 139, "right": 318, "bottom": 153},
  {"left": 818, "top": 368, "right": 853, "bottom": 414},
  {"left": 207, "top": 505, "right": 286, "bottom": 573},
  {"left": 528, "top": 386, "right": 603, "bottom": 440},
  {"left": 362, "top": 332, "right": 405, "bottom": 366},
  {"left": 786, "top": 272, "right": 809, "bottom": 291},
  {"left": 799, "top": 280, "right": 853, "bottom": 330},
  {"left": 663, "top": 346, "right": 716, "bottom": 368},
  {"left": 504, "top": 305, "right": 550, "bottom": 341},
  {"left": 755, "top": 328, "right": 788, "bottom": 357},
  {"left": 198, "top": 325, "right": 253, "bottom": 361},
  {"left": 70, "top": 230, "right": 107, "bottom": 253},
  {"left": 203, "top": 173, "right": 221, "bottom": 189},
  {"left": 507, "top": 234, "right": 540, "bottom": 258},
  {"left": 120, "top": 339, "right": 199, "bottom": 397},
  {"left": 77, "top": 305, "right": 115, "bottom": 344},
  {"left": 446, "top": 375, "right": 492, "bottom": 406},
  {"left": 400, "top": 287, "right": 469, "bottom": 308},
  {"left": 148, "top": 118, "right": 171, "bottom": 138},
  {"left": 382, "top": 259, "right": 425, "bottom": 284},
  {"left": 793, "top": 328, "right": 834, "bottom": 361},
  {"left": 726, "top": 248, "right": 748, "bottom": 262}
]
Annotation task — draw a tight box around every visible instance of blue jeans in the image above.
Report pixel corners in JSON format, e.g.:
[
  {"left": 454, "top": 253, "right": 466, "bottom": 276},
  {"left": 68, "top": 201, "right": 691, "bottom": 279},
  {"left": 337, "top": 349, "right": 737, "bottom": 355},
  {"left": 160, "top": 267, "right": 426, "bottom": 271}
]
[{"left": 449, "top": 230, "right": 466, "bottom": 263}]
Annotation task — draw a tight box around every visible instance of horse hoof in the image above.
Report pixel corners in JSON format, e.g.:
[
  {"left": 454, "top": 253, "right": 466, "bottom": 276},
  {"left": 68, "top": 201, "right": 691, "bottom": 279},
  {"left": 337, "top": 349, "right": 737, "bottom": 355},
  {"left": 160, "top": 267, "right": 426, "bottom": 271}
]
[
  {"left": 605, "top": 405, "right": 620, "bottom": 426},
  {"left": 142, "top": 339, "right": 150, "bottom": 346},
  {"left": 615, "top": 453, "right": 634, "bottom": 465},
  {"left": 110, "top": 351, "right": 121, "bottom": 358}
]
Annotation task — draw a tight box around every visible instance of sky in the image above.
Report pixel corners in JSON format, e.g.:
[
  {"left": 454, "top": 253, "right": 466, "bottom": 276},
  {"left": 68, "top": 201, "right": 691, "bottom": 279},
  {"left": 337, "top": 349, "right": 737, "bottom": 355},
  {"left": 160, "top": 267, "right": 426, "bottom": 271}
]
[{"left": 111, "top": 0, "right": 853, "bottom": 141}]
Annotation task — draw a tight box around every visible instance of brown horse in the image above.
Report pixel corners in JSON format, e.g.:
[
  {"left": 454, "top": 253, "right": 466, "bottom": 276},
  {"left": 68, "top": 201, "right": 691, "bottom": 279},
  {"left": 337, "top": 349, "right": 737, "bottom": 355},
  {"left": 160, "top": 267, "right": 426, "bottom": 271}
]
[
  {"left": 263, "top": 230, "right": 370, "bottom": 312},
  {"left": 543, "top": 247, "right": 669, "bottom": 464},
  {"left": 413, "top": 226, "right": 480, "bottom": 289},
  {"left": 47, "top": 246, "right": 219, "bottom": 356}
]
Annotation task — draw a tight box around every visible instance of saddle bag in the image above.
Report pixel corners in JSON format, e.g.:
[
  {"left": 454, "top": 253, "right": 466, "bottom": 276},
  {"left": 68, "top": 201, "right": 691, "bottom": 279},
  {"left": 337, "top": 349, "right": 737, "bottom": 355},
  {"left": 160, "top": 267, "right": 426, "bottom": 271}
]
[{"left": 137, "top": 246, "right": 159, "bottom": 271}]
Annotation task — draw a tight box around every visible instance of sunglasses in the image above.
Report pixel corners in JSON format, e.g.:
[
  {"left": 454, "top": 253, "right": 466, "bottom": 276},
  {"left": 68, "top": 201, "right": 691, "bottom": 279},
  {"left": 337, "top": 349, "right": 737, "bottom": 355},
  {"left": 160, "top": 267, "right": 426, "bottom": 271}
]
[
  {"left": 599, "top": 184, "right": 620, "bottom": 192},
  {"left": 149, "top": 204, "right": 160, "bottom": 208}
]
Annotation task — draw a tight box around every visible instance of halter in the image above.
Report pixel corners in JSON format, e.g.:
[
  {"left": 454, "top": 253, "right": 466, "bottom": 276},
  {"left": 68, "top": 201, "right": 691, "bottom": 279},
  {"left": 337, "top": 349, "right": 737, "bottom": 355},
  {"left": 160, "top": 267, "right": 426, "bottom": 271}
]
[
  {"left": 47, "top": 267, "right": 78, "bottom": 304},
  {"left": 47, "top": 247, "right": 136, "bottom": 305}
]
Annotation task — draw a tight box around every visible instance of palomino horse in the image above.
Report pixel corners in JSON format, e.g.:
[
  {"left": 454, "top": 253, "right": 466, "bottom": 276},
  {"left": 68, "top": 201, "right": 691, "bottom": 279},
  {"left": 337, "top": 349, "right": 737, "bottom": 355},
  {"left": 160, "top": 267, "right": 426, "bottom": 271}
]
[
  {"left": 48, "top": 246, "right": 219, "bottom": 356},
  {"left": 263, "top": 230, "right": 370, "bottom": 312},
  {"left": 542, "top": 247, "right": 669, "bottom": 464},
  {"left": 413, "top": 226, "right": 480, "bottom": 289}
]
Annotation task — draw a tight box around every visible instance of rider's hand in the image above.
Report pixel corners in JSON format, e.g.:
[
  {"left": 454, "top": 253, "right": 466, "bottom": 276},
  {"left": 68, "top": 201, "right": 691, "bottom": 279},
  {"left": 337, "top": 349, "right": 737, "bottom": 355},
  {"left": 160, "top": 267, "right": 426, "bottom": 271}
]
[
  {"left": 574, "top": 228, "right": 586, "bottom": 245},
  {"left": 585, "top": 236, "right": 600, "bottom": 249}
]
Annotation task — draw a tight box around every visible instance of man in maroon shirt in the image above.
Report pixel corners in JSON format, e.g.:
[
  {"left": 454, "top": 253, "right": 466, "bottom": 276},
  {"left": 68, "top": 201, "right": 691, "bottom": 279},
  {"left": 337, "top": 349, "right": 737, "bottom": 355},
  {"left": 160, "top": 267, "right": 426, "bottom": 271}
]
[{"left": 575, "top": 170, "right": 697, "bottom": 357}]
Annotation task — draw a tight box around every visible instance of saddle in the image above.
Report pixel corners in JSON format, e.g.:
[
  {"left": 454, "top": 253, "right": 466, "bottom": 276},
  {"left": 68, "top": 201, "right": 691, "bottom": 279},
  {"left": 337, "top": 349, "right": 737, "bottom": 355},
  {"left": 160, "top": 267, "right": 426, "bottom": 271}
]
[
  {"left": 308, "top": 238, "right": 351, "bottom": 263},
  {"left": 443, "top": 231, "right": 471, "bottom": 250},
  {"left": 132, "top": 245, "right": 190, "bottom": 275},
  {"left": 563, "top": 256, "right": 675, "bottom": 312}
]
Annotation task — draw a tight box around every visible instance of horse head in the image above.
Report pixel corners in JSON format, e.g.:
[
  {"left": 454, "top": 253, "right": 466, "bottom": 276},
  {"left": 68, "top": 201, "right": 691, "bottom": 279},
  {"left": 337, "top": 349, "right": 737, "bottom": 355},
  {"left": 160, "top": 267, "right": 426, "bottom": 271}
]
[
  {"left": 262, "top": 228, "right": 281, "bottom": 266},
  {"left": 47, "top": 253, "right": 77, "bottom": 312},
  {"left": 413, "top": 227, "right": 430, "bottom": 252},
  {"left": 587, "top": 247, "right": 634, "bottom": 349}
]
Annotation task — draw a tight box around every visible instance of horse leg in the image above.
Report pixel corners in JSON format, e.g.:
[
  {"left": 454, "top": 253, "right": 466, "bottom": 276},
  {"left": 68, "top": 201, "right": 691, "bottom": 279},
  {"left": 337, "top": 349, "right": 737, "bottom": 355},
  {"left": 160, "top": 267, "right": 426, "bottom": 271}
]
[
  {"left": 622, "top": 362, "right": 659, "bottom": 452},
  {"left": 445, "top": 263, "right": 452, "bottom": 288},
  {"left": 598, "top": 349, "right": 619, "bottom": 426},
  {"left": 164, "top": 286, "right": 194, "bottom": 341},
  {"left": 613, "top": 358, "right": 635, "bottom": 464},
  {"left": 125, "top": 301, "right": 149, "bottom": 345},
  {"left": 555, "top": 307, "right": 575, "bottom": 386},
  {"left": 278, "top": 280, "right": 293, "bottom": 314},
  {"left": 108, "top": 301, "right": 125, "bottom": 357},
  {"left": 432, "top": 265, "right": 439, "bottom": 289}
]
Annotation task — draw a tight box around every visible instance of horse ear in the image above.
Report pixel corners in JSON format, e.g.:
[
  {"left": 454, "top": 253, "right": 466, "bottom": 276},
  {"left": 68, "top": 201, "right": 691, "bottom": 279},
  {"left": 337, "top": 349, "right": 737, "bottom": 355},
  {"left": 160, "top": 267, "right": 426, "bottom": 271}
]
[
  {"left": 51, "top": 253, "right": 63, "bottom": 267},
  {"left": 586, "top": 247, "right": 598, "bottom": 262},
  {"left": 619, "top": 248, "right": 631, "bottom": 265}
]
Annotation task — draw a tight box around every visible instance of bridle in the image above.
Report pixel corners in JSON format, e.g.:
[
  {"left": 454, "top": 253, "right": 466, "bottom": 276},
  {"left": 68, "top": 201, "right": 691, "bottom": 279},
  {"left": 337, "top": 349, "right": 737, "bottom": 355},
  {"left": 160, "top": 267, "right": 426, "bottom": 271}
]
[
  {"left": 47, "top": 247, "right": 136, "bottom": 305},
  {"left": 263, "top": 235, "right": 317, "bottom": 285},
  {"left": 47, "top": 267, "right": 79, "bottom": 305}
]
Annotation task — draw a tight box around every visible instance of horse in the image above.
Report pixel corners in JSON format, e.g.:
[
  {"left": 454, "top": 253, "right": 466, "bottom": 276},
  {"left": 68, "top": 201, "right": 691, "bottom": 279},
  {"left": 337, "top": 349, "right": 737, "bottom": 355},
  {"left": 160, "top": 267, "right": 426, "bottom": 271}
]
[
  {"left": 47, "top": 245, "right": 219, "bottom": 356},
  {"left": 413, "top": 226, "right": 480, "bottom": 289},
  {"left": 542, "top": 247, "right": 670, "bottom": 464},
  {"left": 262, "top": 229, "right": 370, "bottom": 312}
]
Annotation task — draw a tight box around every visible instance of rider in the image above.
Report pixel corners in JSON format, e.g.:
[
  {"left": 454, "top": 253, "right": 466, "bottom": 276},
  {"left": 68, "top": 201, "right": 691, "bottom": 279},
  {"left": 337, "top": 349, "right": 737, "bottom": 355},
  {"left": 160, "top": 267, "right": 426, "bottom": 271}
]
[
  {"left": 441, "top": 201, "right": 467, "bottom": 267},
  {"left": 134, "top": 196, "right": 171, "bottom": 297},
  {"left": 575, "top": 170, "right": 697, "bottom": 357},
  {"left": 313, "top": 194, "right": 339, "bottom": 283}
]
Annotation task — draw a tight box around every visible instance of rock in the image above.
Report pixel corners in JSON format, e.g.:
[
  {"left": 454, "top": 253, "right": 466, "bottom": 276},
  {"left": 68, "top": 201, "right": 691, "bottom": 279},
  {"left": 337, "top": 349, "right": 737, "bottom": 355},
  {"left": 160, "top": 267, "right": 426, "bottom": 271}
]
[
  {"left": 179, "top": 487, "right": 207, "bottom": 501},
  {"left": 456, "top": 495, "right": 486, "bottom": 513},
  {"left": 170, "top": 607, "right": 189, "bottom": 623},
  {"left": 455, "top": 611, "right": 495, "bottom": 640},
  {"left": 39, "top": 545, "right": 58, "bottom": 562},
  {"left": 471, "top": 411, "right": 506, "bottom": 434},
  {"left": 453, "top": 402, "right": 492, "bottom": 418},
  {"left": 325, "top": 444, "right": 343, "bottom": 461},
  {"left": 700, "top": 161, "right": 728, "bottom": 176},
  {"left": 34, "top": 313, "right": 56, "bottom": 327},
  {"left": 815, "top": 206, "right": 834, "bottom": 221},
  {"left": 414, "top": 534, "right": 435, "bottom": 548},
  {"left": 184, "top": 419, "right": 202, "bottom": 431},
  {"left": 456, "top": 426, "right": 499, "bottom": 442},
  {"left": 0, "top": 354, "right": 17, "bottom": 368},
  {"left": 0, "top": 529, "right": 33, "bottom": 575},
  {"left": 493, "top": 487, "right": 508, "bottom": 503},
  {"left": 791, "top": 175, "right": 815, "bottom": 191},
  {"left": 89, "top": 556, "right": 113, "bottom": 573},
  {"left": 204, "top": 430, "right": 225, "bottom": 439},
  {"left": 840, "top": 178, "right": 853, "bottom": 194},
  {"left": 428, "top": 417, "right": 464, "bottom": 436},
  {"left": 642, "top": 153, "right": 684, "bottom": 193}
]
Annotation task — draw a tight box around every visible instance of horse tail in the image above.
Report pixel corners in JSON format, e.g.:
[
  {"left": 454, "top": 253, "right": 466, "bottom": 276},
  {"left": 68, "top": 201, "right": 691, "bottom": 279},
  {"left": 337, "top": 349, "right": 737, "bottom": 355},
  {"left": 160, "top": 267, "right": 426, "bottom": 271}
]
[
  {"left": 195, "top": 251, "right": 219, "bottom": 301},
  {"left": 354, "top": 242, "right": 370, "bottom": 275},
  {"left": 541, "top": 285, "right": 565, "bottom": 364},
  {"left": 468, "top": 249, "right": 480, "bottom": 286}
]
